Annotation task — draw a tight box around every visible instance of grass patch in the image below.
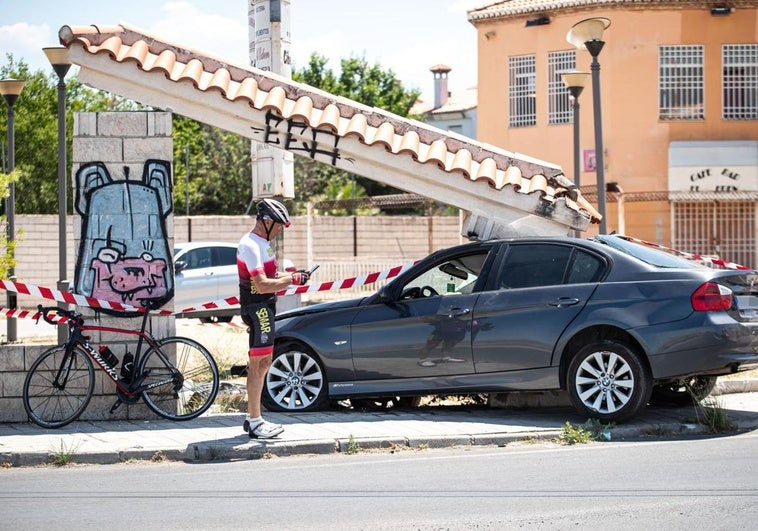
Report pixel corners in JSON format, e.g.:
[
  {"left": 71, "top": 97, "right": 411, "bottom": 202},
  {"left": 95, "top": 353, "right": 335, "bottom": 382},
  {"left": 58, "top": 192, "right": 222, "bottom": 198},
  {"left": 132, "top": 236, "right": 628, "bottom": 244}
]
[
  {"left": 151, "top": 450, "right": 167, "bottom": 462},
  {"left": 346, "top": 434, "right": 361, "bottom": 454},
  {"left": 50, "top": 439, "right": 80, "bottom": 466},
  {"left": 694, "top": 396, "right": 737, "bottom": 433},
  {"left": 558, "top": 420, "right": 615, "bottom": 445},
  {"left": 214, "top": 392, "right": 246, "bottom": 413}
]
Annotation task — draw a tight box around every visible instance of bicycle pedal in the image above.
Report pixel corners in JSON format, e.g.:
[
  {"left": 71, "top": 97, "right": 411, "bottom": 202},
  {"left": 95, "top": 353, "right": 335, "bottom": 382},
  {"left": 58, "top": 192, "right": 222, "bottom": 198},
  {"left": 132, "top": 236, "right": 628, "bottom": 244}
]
[{"left": 109, "top": 398, "right": 123, "bottom": 414}]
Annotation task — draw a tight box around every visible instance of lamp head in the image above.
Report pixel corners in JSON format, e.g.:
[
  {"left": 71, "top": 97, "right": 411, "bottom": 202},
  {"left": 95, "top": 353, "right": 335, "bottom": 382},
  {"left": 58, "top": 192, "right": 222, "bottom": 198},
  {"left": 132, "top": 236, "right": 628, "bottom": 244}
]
[
  {"left": 560, "top": 70, "right": 590, "bottom": 89},
  {"left": 0, "top": 79, "right": 27, "bottom": 97},
  {"left": 43, "top": 46, "right": 72, "bottom": 79},
  {"left": 566, "top": 17, "right": 611, "bottom": 49}
]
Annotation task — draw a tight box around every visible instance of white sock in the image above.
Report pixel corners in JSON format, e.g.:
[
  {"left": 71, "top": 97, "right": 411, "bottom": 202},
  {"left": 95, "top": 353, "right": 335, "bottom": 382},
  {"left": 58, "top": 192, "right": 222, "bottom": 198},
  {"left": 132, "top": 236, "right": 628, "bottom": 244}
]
[{"left": 246, "top": 416, "right": 262, "bottom": 425}]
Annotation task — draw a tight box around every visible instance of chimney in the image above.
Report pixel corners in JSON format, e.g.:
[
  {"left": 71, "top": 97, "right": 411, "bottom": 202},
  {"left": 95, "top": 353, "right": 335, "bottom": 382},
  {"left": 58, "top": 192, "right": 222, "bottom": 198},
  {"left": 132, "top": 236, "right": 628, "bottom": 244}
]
[{"left": 430, "top": 64, "right": 451, "bottom": 109}]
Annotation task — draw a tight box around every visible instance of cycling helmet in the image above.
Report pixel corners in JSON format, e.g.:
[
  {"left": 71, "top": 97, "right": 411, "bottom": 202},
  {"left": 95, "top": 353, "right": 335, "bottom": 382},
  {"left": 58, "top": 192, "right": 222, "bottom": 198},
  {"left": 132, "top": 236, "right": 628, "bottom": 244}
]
[{"left": 256, "top": 198, "right": 291, "bottom": 228}]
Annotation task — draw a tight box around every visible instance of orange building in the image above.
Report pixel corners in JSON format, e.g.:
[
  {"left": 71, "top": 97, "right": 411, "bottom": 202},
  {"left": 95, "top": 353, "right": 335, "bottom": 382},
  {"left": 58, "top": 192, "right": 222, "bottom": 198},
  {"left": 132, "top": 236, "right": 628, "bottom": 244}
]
[{"left": 468, "top": 0, "right": 758, "bottom": 266}]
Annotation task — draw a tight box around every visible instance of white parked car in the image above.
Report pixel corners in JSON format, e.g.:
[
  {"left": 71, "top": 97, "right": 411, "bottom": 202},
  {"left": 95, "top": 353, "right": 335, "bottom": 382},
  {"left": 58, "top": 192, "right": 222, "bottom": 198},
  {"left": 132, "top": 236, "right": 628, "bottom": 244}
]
[{"left": 173, "top": 241, "right": 296, "bottom": 322}]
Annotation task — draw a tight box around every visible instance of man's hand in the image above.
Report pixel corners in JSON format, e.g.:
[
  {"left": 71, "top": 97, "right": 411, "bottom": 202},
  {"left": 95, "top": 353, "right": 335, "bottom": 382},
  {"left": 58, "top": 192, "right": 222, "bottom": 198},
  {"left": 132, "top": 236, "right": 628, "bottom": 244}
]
[{"left": 292, "top": 270, "right": 310, "bottom": 286}]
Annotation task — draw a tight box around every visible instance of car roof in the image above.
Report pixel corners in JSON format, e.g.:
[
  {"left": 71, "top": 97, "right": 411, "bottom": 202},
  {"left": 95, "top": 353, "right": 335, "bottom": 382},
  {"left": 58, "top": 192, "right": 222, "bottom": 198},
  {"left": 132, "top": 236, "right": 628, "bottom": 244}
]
[{"left": 174, "top": 241, "right": 238, "bottom": 252}]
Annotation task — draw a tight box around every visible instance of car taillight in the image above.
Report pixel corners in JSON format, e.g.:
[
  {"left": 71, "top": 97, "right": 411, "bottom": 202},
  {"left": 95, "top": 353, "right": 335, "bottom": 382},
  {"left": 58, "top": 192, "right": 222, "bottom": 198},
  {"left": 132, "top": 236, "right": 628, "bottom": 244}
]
[{"left": 691, "top": 282, "right": 733, "bottom": 311}]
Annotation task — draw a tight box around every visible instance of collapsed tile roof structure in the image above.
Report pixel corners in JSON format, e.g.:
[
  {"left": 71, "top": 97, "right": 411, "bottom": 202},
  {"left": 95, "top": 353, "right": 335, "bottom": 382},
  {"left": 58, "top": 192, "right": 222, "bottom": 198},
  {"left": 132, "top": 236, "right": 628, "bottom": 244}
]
[{"left": 59, "top": 23, "right": 601, "bottom": 237}]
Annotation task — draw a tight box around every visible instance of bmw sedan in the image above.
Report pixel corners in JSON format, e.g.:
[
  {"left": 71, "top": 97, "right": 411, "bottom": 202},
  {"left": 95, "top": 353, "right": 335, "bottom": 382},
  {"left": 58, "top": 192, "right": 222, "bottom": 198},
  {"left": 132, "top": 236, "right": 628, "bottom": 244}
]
[{"left": 262, "top": 235, "right": 758, "bottom": 422}]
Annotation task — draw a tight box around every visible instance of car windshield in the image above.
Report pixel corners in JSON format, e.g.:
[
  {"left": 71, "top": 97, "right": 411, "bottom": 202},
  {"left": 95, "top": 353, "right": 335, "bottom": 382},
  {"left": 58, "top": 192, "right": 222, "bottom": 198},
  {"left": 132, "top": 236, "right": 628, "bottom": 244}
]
[{"left": 594, "top": 234, "right": 708, "bottom": 269}]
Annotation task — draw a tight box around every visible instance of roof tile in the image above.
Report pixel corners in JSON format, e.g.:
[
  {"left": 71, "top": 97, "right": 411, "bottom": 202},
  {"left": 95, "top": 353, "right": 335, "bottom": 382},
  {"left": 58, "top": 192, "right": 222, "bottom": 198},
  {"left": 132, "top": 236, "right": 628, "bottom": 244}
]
[{"left": 58, "top": 22, "right": 601, "bottom": 227}]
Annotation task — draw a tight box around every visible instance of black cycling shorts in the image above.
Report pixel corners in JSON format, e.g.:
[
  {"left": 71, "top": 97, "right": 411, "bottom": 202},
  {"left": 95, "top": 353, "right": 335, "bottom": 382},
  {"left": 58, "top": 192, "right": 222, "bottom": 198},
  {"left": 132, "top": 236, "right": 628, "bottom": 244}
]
[{"left": 241, "top": 302, "right": 276, "bottom": 356}]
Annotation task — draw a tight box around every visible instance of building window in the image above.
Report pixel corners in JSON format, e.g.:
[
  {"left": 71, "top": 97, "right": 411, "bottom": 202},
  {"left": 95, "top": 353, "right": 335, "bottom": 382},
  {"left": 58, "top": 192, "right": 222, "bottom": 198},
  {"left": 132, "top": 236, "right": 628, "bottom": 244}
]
[
  {"left": 548, "top": 50, "right": 576, "bottom": 125},
  {"left": 723, "top": 44, "right": 758, "bottom": 120},
  {"left": 659, "top": 45, "right": 704, "bottom": 121},
  {"left": 672, "top": 201, "right": 756, "bottom": 269},
  {"left": 509, "top": 55, "right": 536, "bottom": 127}
]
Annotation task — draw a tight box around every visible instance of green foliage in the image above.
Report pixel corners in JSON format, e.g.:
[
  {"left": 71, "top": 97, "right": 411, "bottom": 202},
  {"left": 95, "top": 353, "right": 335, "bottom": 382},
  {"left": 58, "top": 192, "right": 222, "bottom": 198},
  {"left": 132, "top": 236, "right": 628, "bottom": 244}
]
[
  {"left": 0, "top": 169, "right": 20, "bottom": 278},
  {"left": 1, "top": 54, "right": 147, "bottom": 215},
  {"left": 558, "top": 420, "right": 614, "bottom": 445},
  {"left": 173, "top": 115, "right": 252, "bottom": 215},
  {"left": 694, "top": 396, "right": 737, "bottom": 433},
  {"left": 50, "top": 438, "right": 80, "bottom": 466}
]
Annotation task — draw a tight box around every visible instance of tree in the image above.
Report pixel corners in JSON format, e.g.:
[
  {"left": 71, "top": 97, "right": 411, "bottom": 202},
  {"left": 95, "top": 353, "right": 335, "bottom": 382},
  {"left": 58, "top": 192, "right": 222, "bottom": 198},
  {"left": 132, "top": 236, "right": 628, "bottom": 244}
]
[
  {"left": 292, "top": 54, "right": 421, "bottom": 214},
  {"left": 172, "top": 115, "right": 252, "bottom": 216},
  {"left": 1, "top": 54, "right": 144, "bottom": 215},
  {"left": 0, "top": 169, "right": 20, "bottom": 278}
]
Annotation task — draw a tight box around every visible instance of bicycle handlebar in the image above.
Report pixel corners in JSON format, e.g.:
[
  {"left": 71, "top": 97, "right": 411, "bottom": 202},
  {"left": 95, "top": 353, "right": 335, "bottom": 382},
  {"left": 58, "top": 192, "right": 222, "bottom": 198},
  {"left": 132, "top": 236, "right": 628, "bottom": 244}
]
[{"left": 36, "top": 305, "right": 83, "bottom": 326}]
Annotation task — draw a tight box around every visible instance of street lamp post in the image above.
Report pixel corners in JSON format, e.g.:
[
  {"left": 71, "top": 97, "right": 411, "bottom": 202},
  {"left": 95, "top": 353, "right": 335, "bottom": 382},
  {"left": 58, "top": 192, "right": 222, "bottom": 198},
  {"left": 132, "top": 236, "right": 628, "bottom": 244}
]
[
  {"left": 0, "top": 79, "right": 27, "bottom": 343},
  {"left": 567, "top": 17, "right": 611, "bottom": 234},
  {"left": 561, "top": 70, "right": 590, "bottom": 238},
  {"left": 44, "top": 47, "right": 72, "bottom": 343}
]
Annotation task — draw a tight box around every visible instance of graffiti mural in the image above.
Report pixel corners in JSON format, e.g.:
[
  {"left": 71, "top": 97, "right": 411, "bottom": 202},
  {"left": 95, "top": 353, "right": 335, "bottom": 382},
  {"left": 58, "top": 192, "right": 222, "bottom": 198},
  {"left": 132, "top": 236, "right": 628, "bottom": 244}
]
[
  {"left": 74, "top": 160, "right": 174, "bottom": 312},
  {"left": 252, "top": 109, "right": 355, "bottom": 166}
]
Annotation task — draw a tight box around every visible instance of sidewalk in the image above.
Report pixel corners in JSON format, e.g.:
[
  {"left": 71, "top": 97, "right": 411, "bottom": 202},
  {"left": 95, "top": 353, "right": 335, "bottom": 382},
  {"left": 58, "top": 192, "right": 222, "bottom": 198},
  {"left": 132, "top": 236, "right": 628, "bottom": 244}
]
[{"left": 2, "top": 385, "right": 757, "bottom": 467}]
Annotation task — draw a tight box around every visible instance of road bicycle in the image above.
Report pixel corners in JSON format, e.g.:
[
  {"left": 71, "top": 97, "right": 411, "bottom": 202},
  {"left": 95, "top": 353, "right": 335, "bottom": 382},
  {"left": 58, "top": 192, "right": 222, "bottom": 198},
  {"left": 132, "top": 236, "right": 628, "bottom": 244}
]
[{"left": 23, "top": 302, "right": 220, "bottom": 429}]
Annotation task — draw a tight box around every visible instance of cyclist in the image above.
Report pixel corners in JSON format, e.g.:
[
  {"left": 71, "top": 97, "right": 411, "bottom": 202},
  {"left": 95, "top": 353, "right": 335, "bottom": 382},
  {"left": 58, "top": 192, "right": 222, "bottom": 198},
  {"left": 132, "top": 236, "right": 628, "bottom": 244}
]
[{"left": 237, "top": 198, "right": 310, "bottom": 438}]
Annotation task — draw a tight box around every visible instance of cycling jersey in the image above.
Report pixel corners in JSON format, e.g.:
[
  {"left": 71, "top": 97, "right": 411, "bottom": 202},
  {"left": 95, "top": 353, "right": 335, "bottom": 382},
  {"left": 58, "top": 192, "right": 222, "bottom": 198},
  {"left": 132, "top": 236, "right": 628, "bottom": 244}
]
[{"left": 237, "top": 231, "right": 278, "bottom": 306}]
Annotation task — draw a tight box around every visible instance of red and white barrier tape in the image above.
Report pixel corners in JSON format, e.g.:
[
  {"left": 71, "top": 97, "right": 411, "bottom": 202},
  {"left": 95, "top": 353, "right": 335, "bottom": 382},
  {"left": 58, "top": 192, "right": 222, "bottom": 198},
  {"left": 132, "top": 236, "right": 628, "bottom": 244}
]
[
  {"left": 0, "top": 307, "right": 66, "bottom": 323},
  {"left": 0, "top": 278, "right": 172, "bottom": 315},
  {"left": 616, "top": 235, "right": 753, "bottom": 270},
  {"left": 177, "top": 261, "right": 417, "bottom": 314},
  {"left": 0, "top": 261, "right": 417, "bottom": 321}
]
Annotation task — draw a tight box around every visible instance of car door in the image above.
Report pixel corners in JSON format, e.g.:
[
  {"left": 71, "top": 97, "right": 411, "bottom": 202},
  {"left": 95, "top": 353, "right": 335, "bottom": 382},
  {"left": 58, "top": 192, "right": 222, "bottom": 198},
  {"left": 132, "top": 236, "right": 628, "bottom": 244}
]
[
  {"left": 350, "top": 249, "right": 492, "bottom": 379},
  {"left": 212, "top": 245, "right": 240, "bottom": 300},
  {"left": 472, "top": 242, "right": 606, "bottom": 373},
  {"left": 174, "top": 246, "right": 219, "bottom": 309}
]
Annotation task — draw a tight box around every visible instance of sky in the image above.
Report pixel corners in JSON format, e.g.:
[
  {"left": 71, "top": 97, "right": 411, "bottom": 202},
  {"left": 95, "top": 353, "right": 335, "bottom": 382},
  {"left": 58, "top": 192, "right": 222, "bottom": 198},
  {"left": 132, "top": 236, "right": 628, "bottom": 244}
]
[{"left": 1, "top": 0, "right": 483, "bottom": 102}]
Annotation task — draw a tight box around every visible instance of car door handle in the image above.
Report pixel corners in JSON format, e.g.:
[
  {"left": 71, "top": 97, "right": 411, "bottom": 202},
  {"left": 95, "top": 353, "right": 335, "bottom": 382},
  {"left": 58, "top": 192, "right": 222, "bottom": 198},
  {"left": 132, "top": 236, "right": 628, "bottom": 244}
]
[
  {"left": 549, "top": 297, "right": 580, "bottom": 307},
  {"left": 447, "top": 307, "right": 471, "bottom": 317}
]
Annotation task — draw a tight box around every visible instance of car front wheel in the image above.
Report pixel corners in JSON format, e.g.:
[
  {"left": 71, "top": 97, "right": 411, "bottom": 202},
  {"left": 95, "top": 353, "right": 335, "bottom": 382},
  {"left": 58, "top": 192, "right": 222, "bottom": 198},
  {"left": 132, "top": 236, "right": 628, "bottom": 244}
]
[
  {"left": 567, "top": 340, "right": 652, "bottom": 423},
  {"left": 262, "top": 342, "right": 329, "bottom": 412}
]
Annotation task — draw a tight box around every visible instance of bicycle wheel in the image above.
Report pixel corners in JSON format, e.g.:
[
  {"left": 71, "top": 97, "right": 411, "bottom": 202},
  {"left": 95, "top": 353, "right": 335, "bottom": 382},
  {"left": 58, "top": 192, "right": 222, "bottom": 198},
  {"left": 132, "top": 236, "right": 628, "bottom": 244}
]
[
  {"left": 139, "top": 336, "right": 219, "bottom": 421},
  {"left": 23, "top": 345, "right": 95, "bottom": 429}
]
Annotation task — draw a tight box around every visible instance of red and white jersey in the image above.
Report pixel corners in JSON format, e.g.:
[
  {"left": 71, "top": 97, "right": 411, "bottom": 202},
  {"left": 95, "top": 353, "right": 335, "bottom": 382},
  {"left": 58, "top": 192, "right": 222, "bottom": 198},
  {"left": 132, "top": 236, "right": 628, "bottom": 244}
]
[{"left": 237, "top": 231, "right": 278, "bottom": 304}]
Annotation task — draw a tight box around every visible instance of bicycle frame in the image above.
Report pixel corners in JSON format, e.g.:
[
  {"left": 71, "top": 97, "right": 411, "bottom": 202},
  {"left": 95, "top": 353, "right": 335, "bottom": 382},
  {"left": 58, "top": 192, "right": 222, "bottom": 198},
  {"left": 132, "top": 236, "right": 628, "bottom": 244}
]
[{"left": 56, "top": 309, "right": 178, "bottom": 401}]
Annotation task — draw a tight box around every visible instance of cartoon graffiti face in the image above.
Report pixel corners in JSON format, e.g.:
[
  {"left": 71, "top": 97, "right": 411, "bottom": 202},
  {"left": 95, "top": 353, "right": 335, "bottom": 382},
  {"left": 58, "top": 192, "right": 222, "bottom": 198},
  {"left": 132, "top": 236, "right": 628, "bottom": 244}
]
[
  {"left": 89, "top": 243, "right": 168, "bottom": 303},
  {"left": 74, "top": 161, "right": 174, "bottom": 312}
]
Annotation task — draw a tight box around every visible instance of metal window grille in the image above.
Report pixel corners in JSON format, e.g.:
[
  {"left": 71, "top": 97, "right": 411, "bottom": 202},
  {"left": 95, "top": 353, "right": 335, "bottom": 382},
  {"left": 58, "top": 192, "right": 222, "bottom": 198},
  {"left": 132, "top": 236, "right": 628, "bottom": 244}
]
[
  {"left": 509, "top": 55, "right": 536, "bottom": 127},
  {"left": 548, "top": 50, "right": 576, "bottom": 125},
  {"left": 723, "top": 44, "right": 758, "bottom": 120},
  {"left": 659, "top": 45, "right": 704, "bottom": 121},
  {"left": 672, "top": 201, "right": 757, "bottom": 268}
]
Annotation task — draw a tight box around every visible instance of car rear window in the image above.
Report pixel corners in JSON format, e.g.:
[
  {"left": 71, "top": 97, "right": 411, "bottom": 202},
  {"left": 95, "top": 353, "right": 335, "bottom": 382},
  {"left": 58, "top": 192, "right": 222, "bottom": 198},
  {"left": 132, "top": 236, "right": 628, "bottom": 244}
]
[{"left": 594, "top": 234, "right": 708, "bottom": 269}]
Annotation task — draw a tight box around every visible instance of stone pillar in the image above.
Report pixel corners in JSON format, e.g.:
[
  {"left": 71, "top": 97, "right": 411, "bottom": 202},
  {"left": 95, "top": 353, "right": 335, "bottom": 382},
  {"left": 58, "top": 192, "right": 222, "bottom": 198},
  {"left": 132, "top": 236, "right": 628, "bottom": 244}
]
[{"left": 70, "top": 111, "right": 174, "bottom": 420}]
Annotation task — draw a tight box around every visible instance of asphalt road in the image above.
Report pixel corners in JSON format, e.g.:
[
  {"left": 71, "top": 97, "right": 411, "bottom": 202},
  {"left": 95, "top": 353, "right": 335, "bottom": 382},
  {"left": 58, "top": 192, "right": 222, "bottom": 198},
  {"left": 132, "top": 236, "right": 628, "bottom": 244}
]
[{"left": 2, "top": 429, "right": 757, "bottom": 530}]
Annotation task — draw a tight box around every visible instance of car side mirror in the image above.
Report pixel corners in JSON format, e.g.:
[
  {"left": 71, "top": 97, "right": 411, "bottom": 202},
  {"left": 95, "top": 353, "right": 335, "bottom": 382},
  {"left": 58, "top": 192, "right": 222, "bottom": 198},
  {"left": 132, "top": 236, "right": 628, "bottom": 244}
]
[
  {"left": 175, "top": 260, "right": 187, "bottom": 273},
  {"left": 377, "top": 285, "right": 394, "bottom": 303}
]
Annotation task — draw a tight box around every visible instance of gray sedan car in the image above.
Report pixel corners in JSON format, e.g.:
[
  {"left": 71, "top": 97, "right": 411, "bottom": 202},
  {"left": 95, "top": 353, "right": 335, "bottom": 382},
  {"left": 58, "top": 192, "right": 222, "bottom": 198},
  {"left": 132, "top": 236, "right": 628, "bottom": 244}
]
[{"left": 262, "top": 235, "right": 758, "bottom": 422}]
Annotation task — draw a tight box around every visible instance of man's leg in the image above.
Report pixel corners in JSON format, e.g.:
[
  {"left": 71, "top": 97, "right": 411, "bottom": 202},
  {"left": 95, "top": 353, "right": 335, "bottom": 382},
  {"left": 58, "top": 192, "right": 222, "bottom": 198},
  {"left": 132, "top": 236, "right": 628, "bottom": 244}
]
[{"left": 246, "top": 352, "right": 272, "bottom": 419}]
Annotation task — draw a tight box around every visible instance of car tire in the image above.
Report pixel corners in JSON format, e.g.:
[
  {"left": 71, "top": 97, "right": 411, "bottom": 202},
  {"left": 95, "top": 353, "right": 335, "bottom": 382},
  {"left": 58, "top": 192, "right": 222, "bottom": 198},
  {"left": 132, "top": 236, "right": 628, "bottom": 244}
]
[
  {"left": 261, "top": 342, "right": 329, "bottom": 412},
  {"left": 567, "top": 340, "right": 652, "bottom": 423},
  {"left": 650, "top": 375, "right": 718, "bottom": 406}
]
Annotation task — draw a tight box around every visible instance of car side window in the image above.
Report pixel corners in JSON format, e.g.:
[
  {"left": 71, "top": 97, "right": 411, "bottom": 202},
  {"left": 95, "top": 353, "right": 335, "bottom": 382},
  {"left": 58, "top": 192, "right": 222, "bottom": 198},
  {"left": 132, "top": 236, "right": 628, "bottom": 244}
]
[
  {"left": 567, "top": 250, "right": 605, "bottom": 284},
  {"left": 215, "top": 246, "right": 238, "bottom": 267},
  {"left": 183, "top": 248, "right": 212, "bottom": 270},
  {"left": 401, "top": 251, "right": 489, "bottom": 299},
  {"left": 498, "top": 244, "right": 572, "bottom": 289}
]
